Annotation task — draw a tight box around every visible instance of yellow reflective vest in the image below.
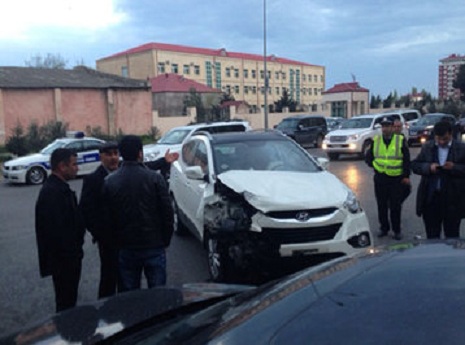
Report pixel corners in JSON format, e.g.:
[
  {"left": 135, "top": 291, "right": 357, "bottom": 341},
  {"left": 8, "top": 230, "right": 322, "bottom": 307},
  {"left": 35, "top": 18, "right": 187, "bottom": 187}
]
[{"left": 372, "top": 134, "right": 403, "bottom": 176}]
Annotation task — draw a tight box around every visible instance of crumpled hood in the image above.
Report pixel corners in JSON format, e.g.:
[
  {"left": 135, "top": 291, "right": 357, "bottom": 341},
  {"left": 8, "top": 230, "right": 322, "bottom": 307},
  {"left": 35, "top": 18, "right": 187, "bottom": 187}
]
[
  {"left": 217, "top": 170, "right": 349, "bottom": 213},
  {"left": 327, "top": 128, "right": 375, "bottom": 137}
]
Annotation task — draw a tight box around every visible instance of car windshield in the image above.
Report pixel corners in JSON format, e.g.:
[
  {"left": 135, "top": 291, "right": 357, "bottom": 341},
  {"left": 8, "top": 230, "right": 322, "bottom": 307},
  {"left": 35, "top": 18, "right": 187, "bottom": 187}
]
[
  {"left": 340, "top": 118, "right": 373, "bottom": 129},
  {"left": 416, "top": 116, "right": 443, "bottom": 126},
  {"left": 40, "top": 140, "right": 67, "bottom": 154},
  {"left": 212, "top": 139, "right": 320, "bottom": 174},
  {"left": 158, "top": 129, "right": 191, "bottom": 144},
  {"left": 276, "top": 119, "right": 299, "bottom": 129}
]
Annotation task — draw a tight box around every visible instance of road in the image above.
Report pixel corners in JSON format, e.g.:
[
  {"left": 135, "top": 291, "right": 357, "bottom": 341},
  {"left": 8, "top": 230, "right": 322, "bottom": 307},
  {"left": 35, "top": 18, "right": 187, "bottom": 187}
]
[{"left": 1, "top": 146, "right": 464, "bottom": 336}]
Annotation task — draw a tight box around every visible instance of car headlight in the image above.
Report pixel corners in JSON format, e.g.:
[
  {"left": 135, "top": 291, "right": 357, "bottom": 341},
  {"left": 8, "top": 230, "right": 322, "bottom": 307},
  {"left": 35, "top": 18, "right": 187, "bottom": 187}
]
[
  {"left": 344, "top": 190, "right": 361, "bottom": 213},
  {"left": 347, "top": 134, "right": 359, "bottom": 141},
  {"left": 11, "top": 165, "right": 27, "bottom": 171}
]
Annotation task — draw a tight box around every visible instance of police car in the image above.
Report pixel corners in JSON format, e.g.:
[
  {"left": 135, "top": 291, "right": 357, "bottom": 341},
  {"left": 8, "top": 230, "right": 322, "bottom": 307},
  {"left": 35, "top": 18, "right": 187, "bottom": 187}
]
[{"left": 2, "top": 133, "right": 105, "bottom": 185}]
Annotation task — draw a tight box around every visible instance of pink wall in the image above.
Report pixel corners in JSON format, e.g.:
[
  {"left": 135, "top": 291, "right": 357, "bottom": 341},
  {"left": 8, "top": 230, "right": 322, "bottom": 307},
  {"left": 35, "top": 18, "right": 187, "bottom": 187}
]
[{"left": 1, "top": 88, "right": 152, "bottom": 144}]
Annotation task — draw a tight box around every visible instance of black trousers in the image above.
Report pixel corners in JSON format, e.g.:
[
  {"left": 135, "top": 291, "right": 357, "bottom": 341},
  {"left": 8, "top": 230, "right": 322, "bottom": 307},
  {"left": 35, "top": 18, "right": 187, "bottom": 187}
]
[
  {"left": 52, "top": 257, "right": 82, "bottom": 312},
  {"left": 374, "top": 174, "right": 404, "bottom": 234},
  {"left": 98, "top": 242, "right": 119, "bottom": 299},
  {"left": 422, "top": 190, "right": 461, "bottom": 239}
]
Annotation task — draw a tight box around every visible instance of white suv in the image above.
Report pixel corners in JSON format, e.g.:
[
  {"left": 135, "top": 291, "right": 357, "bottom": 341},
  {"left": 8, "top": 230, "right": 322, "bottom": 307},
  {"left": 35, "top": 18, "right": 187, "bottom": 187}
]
[
  {"left": 170, "top": 131, "right": 372, "bottom": 282},
  {"left": 322, "top": 113, "right": 407, "bottom": 160},
  {"left": 143, "top": 121, "right": 251, "bottom": 162}
]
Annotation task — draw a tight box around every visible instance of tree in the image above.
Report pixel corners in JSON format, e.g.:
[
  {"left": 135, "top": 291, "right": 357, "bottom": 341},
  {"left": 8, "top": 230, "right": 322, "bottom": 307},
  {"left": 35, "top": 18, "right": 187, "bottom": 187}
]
[
  {"left": 274, "top": 89, "right": 297, "bottom": 112},
  {"left": 183, "top": 88, "right": 207, "bottom": 122},
  {"left": 453, "top": 65, "right": 465, "bottom": 101},
  {"left": 25, "top": 53, "right": 68, "bottom": 69}
]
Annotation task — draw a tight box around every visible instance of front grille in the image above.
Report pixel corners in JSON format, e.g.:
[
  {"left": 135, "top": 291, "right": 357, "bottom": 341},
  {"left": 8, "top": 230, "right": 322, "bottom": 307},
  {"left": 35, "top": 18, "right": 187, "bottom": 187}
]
[
  {"left": 261, "top": 223, "right": 342, "bottom": 244},
  {"left": 329, "top": 136, "right": 347, "bottom": 143},
  {"left": 266, "top": 207, "right": 338, "bottom": 219}
]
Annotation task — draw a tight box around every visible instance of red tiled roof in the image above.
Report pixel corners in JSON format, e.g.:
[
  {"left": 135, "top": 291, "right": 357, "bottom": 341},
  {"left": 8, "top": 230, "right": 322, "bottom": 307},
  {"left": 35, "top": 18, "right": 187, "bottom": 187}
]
[
  {"left": 99, "top": 42, "right": 319, "bottom": 67},
  {"left": 323, "top": 82, "right": 369, "bottom": 94},
  {"left": 150, "top": 73, "right": 221, "bottom": 93}
]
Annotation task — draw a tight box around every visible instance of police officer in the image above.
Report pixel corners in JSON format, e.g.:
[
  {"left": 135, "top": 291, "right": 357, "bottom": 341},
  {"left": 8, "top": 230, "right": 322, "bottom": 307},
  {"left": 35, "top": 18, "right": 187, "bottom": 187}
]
[{"left": 365, "top": 117, "right": 411, "bottom": 240}]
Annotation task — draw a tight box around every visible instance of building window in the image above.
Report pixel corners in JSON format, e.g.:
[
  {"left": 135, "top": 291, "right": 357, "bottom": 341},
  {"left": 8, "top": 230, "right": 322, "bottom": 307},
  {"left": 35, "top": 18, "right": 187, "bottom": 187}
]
[
  {"left": 302, "top": 74, "right": 306, "bottom": 81},
  {"left": 183, "top": 65, "right": 190, "bottom": 74},
  {"left": 234, "top": 85, "right": 240, "bottom": 93},
  {"left": 309, "top": 88, "right": 312, "bottom": 95},
  {"left": 276, "top": 87, "right": 280, "bottom": 95},
  {"left": 260, "top": 70, "right": 264, "bottom": 79},
  {"left": 302, "top": 88, "right": 306, "bottom": 95},
  {"left": 194, "top": 65, "right": 200, "bottom": 75},
  {"left": 320, "top": 75, "right": 324, "bottom": 82},
  {"left": 225, "top": 85, "right": 231, "bottom": 94},
  {"left": 313, "top": 75, "right": 317, "bottom": 82},
  {"left": 121, "top": 66, "right": 128, "bottom": 77},
  {"left": 244, "top": 69, "right": 249, "bottom": 78},
  {"left": 244, "top": 86, "right": 249, "bottom": 94},
  {"left": 226, "top": 67, "right": 231, "bottom": 77},
  {"left": 282, "top": 72, "right": 286, "bottom": 80},
  {"left": 157, "top": 63, "right": 165, "bottom": 73},
  {"left": 275, "top": 71, "right": 279, "bottom": 80},
  {"left": 267, "top": 71, "right": 271, "bottom": 79},
  {"left": 234, "top": 68, "right": 239, "bottom": 78},
  {"left": 312, "top": 104, "right": 318, "bottom": 112},
  {"left": 314, "top": 88, "right": 318, "bottom": 95},
  {"left": 171, "top": 64, "right": 179, "bottom": 74},
  {"left": 252, "top": 86, "right": 257, "bottom": 94},
  {"left": 252, "top": 70, "right": 256, "bottom": 79}
]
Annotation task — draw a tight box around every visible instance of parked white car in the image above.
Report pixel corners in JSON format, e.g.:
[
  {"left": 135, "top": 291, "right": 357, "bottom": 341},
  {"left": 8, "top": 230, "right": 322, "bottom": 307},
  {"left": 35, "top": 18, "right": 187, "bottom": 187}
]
[
  {"left": 169, "top": 130, "right": 372, "bottom": 282},
  {"left": 322, "top": 113, "right": 408, "bottom": 160},
  {"left": 2, "top": 136, "right": 104, "bottom": 185},
  {"left": 143, "top": 121, "right": 251, "bottom": 162}
]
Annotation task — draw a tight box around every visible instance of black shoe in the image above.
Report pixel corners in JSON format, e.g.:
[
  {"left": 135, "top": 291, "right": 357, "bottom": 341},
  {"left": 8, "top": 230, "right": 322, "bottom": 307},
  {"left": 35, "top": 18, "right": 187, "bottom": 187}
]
[
  {"left": 377, "top": 231, "right": 388, "bottom": 238},
  {"left": 393, "top": 233, "right": 403, "bottom": 240}
]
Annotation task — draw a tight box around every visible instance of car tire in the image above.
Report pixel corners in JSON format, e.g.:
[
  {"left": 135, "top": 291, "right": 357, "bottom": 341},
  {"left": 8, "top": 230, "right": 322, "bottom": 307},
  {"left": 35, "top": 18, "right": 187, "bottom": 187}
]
[
  {"left": 328, "top": 153, "right": 339, "bottom": 161},
  {"left": 26, "top": 167, "right": 47, "bottom": 185},
  {"left": 205, "top": 231, "right": 234, "bottom": 283},
  {"left": 172, "top": 198, "right": 188, "bottom": 236}
]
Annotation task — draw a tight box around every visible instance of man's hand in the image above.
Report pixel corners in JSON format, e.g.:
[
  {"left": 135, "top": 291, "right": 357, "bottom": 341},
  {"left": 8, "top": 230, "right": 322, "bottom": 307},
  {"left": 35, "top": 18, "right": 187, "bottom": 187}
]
[
  {"left": 401, "top": 177, "right": 410, "bottom": 185},
  {"left": 430, "top": 163, "right": 441, "bottom": 174},
  {"left": 164, "top": 149, "right": 179, "bottom": 163},
  {"left": 443, "top": 161, "right": 454, "bottom": 170}
]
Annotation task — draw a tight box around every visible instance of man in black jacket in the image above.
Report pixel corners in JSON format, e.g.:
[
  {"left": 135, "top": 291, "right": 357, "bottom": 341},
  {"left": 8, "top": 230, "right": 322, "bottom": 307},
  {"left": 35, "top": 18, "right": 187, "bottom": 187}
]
[
  {"left": 35, "top": 148, "right": 85, "bottom": 312},
  {"left": 80, "top": 142, "right": 178, "bottom": 298},
  {"left": 411, "top": 120, "right": 465, "bottom": 239},
  {"left": 102, "top": 135, "right": 174, "bottom": 292}
]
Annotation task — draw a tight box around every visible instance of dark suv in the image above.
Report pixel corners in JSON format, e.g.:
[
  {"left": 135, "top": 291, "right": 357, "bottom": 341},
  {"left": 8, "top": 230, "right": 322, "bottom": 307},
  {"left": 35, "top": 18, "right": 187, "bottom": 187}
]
[
  {"left": 408, "top": 113, "right": 457, "bottom": 145},
  {"left": 275, "top": 115, "right": 328, "bottom": 148}
]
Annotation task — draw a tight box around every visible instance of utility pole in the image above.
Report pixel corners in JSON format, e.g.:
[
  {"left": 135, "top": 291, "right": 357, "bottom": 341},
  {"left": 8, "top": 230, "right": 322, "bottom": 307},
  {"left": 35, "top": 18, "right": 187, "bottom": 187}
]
[{"left": 263, "top": 0, "right": 269, "bottom": 129}]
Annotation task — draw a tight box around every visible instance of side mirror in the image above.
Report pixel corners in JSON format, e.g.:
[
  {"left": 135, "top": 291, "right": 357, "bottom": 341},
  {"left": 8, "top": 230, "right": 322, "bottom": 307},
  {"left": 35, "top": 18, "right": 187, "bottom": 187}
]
[{"left": 316, "top": 157, "right": 329, "bottom": 170}]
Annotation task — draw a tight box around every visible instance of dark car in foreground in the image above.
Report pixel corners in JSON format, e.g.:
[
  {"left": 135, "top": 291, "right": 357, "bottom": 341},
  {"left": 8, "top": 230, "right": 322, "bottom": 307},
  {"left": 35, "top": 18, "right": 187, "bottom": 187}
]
[
  {"left": 3, "top": 240, "right": 465, "bottom": 344},
  {"left": 408, "top": 113, "right": 456, "bottom": 145}
]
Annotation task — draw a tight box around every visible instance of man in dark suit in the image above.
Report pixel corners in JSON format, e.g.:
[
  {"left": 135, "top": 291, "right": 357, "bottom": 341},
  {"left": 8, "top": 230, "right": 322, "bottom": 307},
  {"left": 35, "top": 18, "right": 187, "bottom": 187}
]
[
  {"left": 35, "top": 148, "right": 85, "bottom": 312},
  {"left": 412, "top": 120, "right": 465, "bottom": 239},
  {"left": 80, "top": 142, "right": 178, "bottom": 298}
]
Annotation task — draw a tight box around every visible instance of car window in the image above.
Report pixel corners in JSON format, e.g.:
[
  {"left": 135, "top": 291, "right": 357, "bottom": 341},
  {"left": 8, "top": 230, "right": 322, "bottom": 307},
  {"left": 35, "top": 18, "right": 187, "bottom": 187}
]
[
  {"left": 276, "top": 119, "right": 299, "bottom": 129},
  {"left": 181, "top": 140, "right": 197, "bottom": 166},
  {"left": 193, "top": 141, "right": 209, "bottom": 174},
  {"left": 40, "top": 140, "right": 67, "bottom": 154},
  {"left": 82, "top": 140, "right": 102, "bottom": 151},
  {"left": 66, "top": 141, "right": 84, "bottom": 153},
  {"left": 403, "top": 112, "right": 419, "bottom": 122},
  {"left": 158, "top": 129, "right": 192, "bottom": 144},
  {"left": 341, "top": 118, "right": 373, "bottom": 129},
  {"left": 213, "top": 139, "right": 319, "bottom": 173}
]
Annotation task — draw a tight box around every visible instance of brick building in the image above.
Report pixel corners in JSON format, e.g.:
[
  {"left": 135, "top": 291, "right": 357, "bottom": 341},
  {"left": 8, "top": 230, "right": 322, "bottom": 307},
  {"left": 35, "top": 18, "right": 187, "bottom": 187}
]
[
  {"left": 0, "top": 66, "right": 151, "bottom": 144},
  {"left": 96, "top": 42, "right": 326, "bottom": 113},
  {"left": 438, "top": 54, "right": 465, "bottom": 100}
]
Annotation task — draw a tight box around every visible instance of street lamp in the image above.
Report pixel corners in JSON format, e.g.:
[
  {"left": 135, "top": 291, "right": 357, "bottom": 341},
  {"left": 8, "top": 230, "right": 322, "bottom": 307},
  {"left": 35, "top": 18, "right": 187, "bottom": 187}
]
[{"left": 263, "top": 0, "right": 269, "bottom": 129}]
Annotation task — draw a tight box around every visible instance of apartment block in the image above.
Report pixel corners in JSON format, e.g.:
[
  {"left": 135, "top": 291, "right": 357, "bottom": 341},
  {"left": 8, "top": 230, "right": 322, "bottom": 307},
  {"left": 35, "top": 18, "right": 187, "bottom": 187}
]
[
  {"left": 96, "top": 42, "right": 325, "bottom": 113},
  {"left": 439, "top": 54, "right": 465, "bottom": 100}
]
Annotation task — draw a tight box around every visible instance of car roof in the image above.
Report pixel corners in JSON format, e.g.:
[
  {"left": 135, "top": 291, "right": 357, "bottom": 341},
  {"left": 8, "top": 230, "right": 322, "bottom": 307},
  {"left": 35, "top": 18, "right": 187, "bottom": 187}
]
[
  {"left": 169, "top": 120, "right": 250, "bottom": 131},
  {"left": 424, "top": 112, "right": 455, "bottom": 117},
  {"left": 281, "top": 114, "right": 326, "bottom": 119},
  {"left": 54, "top": 137, "right": 104, "bottom": 143},
  {"left": 203, "top": 130, "right": 288, "bottom": 144}
]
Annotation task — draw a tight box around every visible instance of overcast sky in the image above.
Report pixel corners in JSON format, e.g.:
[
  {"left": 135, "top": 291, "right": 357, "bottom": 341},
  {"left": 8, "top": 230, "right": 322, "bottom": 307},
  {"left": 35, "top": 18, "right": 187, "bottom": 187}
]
[{"left": 1, "top": 0, "right": 465, "bottom": 98}]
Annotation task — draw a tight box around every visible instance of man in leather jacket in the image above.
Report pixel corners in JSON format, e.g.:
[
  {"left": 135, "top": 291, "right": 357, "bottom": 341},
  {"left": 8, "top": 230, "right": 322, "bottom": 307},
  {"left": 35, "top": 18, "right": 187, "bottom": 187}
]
[{"left": 102, "top": 135, "right": 174, "bottom": 291}]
